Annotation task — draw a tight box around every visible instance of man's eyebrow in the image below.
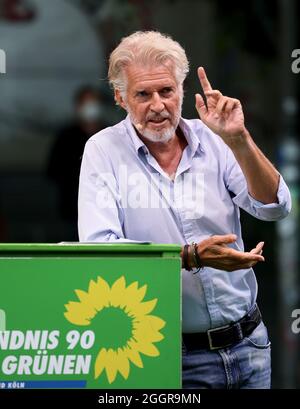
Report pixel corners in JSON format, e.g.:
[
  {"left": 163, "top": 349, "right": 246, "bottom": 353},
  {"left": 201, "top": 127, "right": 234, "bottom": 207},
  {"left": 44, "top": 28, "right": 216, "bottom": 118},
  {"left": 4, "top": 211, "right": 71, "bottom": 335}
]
[
  {"left": 135, "top": 89, "right": 148, "bottom": 94},
  {"left": 135, "top": 85, "right": 174, "bottom": 92}
]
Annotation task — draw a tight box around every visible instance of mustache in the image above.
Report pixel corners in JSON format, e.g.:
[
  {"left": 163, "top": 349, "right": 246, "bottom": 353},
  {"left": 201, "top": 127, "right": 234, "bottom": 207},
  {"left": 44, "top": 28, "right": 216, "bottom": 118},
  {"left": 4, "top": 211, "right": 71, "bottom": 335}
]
[{"left": 146, "top": 111, "right": 170, "bottom": 121}]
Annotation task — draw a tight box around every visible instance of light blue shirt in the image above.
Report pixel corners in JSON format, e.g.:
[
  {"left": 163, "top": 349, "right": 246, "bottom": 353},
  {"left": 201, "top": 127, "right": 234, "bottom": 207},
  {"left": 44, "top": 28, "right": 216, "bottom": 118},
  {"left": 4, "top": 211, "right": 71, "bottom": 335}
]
[{"left": 78, "top": 115, "right": 291, "bottom": 332}]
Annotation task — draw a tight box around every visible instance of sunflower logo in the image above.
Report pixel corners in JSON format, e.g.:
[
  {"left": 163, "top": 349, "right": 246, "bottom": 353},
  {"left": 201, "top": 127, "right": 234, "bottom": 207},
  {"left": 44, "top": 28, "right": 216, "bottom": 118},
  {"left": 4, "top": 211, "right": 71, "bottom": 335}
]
[{"left": 64, "top": 276, "right": 166, "bottom": 384}]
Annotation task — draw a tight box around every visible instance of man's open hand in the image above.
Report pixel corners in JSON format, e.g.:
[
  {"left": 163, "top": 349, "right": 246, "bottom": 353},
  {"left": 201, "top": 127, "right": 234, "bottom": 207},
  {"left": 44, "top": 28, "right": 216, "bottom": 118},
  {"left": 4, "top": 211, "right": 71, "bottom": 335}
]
[{"left": 196, "top": 234, "right": 264, "bottom": 272}]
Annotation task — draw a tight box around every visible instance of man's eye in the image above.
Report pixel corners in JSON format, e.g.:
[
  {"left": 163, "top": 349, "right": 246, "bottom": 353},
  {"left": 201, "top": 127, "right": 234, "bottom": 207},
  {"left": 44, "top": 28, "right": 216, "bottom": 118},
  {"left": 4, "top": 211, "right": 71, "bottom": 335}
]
[
  {"left": 161, "top": 88, "right": 173, "bottom": 95},
  {"left": 137, "top": 91, "right": 148, "bottom": 97}
]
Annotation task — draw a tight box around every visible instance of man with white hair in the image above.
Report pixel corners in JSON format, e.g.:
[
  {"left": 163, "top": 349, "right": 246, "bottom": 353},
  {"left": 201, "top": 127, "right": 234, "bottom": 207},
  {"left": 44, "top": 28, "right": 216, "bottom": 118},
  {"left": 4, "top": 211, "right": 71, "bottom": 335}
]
[{"left": 78, "top": 31, "right": 291, "bottom": 388}]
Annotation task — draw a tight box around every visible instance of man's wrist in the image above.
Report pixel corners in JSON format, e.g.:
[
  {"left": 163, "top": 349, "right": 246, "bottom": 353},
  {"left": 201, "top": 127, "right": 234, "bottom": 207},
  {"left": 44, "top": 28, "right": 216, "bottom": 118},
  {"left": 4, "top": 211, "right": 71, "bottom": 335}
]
[
  {"left": 181, "top": 244, "right": 202, "bottom": 270},
  {"left": 192, "top": 242, "right": 203, "bottom": 268},
  {"left": 227, "top": 128, "right": 253, "bottom": 153},
  {"left": 181, "top": 244, "right": 190, "bottom": 270}
]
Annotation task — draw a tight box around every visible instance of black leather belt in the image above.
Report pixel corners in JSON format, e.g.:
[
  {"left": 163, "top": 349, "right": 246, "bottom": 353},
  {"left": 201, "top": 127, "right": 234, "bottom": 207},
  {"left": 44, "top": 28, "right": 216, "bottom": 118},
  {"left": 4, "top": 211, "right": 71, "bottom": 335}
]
[{"left": 182, "top": 304, "right": 262, "bottom": 351}]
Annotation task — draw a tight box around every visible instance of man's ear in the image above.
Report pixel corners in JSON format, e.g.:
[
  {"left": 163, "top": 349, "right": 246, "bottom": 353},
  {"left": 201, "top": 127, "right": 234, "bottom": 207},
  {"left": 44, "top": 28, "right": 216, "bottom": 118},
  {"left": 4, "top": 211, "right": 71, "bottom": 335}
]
[{"left": 114, "top": 89, "right": 127, "bottom": 110}]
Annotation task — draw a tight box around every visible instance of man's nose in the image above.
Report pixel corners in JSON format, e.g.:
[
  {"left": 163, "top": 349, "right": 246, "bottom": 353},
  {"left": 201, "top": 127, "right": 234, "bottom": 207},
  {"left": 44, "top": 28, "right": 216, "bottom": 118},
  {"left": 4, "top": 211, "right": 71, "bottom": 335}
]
[{"left": 150, "top": 92, "right": 165, "bottom": 112}]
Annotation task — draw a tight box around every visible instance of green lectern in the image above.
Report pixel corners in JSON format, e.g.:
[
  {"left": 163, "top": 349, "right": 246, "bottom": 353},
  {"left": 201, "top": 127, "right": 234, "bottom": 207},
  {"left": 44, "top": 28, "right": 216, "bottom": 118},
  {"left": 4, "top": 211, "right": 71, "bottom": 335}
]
[{"left": 0, "top": 243, "right": 181, "bottom": 389}]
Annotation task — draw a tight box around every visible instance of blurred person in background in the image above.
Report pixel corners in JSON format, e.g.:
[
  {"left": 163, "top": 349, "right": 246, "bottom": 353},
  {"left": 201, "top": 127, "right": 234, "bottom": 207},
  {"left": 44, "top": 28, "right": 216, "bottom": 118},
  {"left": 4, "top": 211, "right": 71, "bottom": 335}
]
[
  {"left": 0, "top": 0, "right": 35, "bottom": 21},
  {"left": 47, "top": 86, "right": 107, "bottom": 237}
]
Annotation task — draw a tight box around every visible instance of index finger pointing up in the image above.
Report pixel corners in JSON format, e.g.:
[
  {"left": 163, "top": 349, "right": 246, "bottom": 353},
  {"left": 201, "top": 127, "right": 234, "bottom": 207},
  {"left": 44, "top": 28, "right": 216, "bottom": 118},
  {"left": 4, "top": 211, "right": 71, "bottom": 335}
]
[{"left": 198, "top": 66, "right": 212, "bottom": 93}]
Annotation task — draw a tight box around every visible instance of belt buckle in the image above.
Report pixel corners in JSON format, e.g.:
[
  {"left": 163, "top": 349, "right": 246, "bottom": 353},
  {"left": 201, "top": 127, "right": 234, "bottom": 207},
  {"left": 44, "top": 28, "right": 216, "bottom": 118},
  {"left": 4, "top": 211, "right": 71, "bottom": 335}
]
[{"left": 207, "top": 324, "right": 231, "bottom": 350}]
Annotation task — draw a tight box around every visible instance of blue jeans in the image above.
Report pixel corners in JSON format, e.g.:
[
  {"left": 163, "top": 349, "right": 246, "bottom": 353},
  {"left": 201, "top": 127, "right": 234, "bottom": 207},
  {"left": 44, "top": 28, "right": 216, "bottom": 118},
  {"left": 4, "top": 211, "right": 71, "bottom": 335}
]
[{"left": 182, "top": 321, "right": 271, "bottom": 389}]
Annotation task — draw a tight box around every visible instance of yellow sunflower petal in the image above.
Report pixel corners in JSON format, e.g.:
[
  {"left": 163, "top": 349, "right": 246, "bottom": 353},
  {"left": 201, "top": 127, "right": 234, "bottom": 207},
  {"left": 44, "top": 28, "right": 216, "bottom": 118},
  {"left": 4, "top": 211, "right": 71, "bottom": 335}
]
[
  {"left": 75, "top": 289, "right": 88, "bottom": 302},
  {"left": 146, "top": 315, "right": 166, "bottom": 331},
  {"left": 106, "top": 349, "right": 118, "bottom": 384},
  {"left": 121, "top": 282, "right": 146, "bottom": 309},
  {"left": 124, "top": 283, "right": 147, "bottom": 304},
  {"left": 133, "top": 318, "right": 165, "bottom": 343},
  {"left": 127, "top": 299, "right": 158, "bottom": 317},
  {"left": 128, "top": 339, "right": 160, "bottom": 357},
  {"left": 74, "top": 289, "right": 98, "bottom": 312},
  {"left": 116, "top": 348, "right": 130, "bottom": 380},
  {"left": 88, "top": 277, "right": 110, "bottom": 310},
  {"left": 124, "top": 345, "right": 144, "bottom": 368},
  {"left": 109, "top": 276, "right": 126, "bottom": 307},
  {"left": 64, "top": 301, "right": 95, "bottom": 325},
  {"left": 64, "top": 312, "right": 91, "bottom": 325},
  {"left": 124, "top": 281, "right": 138, "bottom": 295},
  {"left": 133, "top": 315, "right": 165, "bottom": 332},
  {"left": 64, "top": 311, "right": 89, "bottom": 326},
  {"left": 94, "top": 348, "right": 108, "bottom": 379}
]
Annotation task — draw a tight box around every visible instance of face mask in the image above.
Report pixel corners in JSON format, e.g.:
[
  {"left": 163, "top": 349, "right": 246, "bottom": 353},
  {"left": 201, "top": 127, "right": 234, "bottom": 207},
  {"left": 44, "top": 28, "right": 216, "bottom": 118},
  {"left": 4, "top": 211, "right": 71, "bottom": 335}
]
[{"left": 78, "top": 102, "right": 103, "bottom": 122}]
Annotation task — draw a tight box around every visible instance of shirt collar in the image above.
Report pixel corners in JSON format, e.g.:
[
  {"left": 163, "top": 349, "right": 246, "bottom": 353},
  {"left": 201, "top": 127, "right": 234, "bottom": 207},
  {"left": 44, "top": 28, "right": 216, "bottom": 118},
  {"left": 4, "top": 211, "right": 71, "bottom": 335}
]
[
  {"left": 179, "top": 117, "right": 204, "bottom": 156},
  {"left": 124, "top": 115, "right": 149, "bottom": 155},
  {"left": 124, "top": 114, "right": 204, "bottom": 156}
]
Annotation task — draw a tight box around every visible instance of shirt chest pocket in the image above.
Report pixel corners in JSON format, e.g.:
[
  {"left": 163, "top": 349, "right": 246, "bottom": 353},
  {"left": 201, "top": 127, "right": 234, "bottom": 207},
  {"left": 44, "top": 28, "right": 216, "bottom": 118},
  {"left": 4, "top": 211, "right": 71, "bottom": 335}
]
[{"left": 174, "top": 173, "right": 205, "bottom": 220}]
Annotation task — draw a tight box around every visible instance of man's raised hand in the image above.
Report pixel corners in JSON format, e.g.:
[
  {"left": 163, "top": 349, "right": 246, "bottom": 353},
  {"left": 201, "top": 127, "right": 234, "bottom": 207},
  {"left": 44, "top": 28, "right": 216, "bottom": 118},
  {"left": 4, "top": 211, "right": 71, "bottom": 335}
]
[{"left": 195, "top": 67, "right": 247, "bottom": 149}]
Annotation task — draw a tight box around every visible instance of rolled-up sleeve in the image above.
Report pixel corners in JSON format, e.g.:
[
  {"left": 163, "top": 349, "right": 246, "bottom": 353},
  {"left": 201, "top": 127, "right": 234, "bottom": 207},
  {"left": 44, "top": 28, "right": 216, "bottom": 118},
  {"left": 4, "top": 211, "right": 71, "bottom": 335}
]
[
  {"left": 232, "top": 175, "right": 291, "bottom": 221},
  {"left": 225, "top": 147, "right": 292, "bottom": 221}
]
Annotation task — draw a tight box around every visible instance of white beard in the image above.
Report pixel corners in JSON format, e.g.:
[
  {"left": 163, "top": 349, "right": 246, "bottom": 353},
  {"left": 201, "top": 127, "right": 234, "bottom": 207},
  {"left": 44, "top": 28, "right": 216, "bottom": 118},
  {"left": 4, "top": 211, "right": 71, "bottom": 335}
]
[
  {"left": 127, "top": 105, "right": 182, "bottom": 143},
  {"left": 140, "top": 124, "right": 176, "bottom": 143}
]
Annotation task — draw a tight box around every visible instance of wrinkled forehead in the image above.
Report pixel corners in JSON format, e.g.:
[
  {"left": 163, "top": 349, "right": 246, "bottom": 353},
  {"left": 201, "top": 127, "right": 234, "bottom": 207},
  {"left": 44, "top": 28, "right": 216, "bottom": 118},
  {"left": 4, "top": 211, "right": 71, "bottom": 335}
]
[{"left": 124, "top": 61, "right": 178, "bottom": 89}]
